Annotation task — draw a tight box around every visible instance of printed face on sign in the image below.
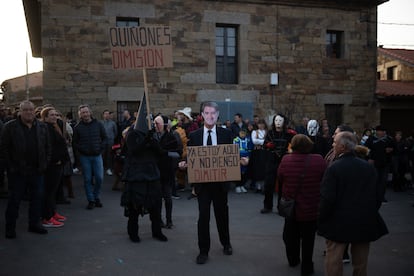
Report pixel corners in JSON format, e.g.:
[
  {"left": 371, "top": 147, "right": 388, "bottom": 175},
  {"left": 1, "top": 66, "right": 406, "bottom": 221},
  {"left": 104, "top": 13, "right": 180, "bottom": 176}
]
[{"left": 202, "top": 106, "right": 219, "bottom": 129}]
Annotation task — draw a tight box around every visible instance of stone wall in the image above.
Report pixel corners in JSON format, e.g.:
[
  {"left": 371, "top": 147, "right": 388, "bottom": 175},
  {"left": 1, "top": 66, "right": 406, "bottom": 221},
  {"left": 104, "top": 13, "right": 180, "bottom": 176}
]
[{"left": 40, "top": 0, "right": 380, "bottom": 133}]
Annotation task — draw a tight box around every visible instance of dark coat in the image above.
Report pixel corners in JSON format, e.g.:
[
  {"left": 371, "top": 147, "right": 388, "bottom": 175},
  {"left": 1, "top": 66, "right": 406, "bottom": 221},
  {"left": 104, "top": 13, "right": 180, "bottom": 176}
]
[
  {"left": 264, "top": 129, "right": 293, "bottom": 163},
  {"left": 155, "top": 130, "right": 181, "bottom": 183},
  {"left": 230, "top": 121, "right": 247, "bottom": 139},
  {"left": 0, "top": 117, "right": 51, "bottom": 174},
  {"left": 122, "top": 128, "right": 165, "bottom": 182},
  {"left": 318, "top": 152, "right": 388, "bottom": 243},
  {"left": 121, "top": 128, "right": 167, "bottom": 211},
  {"left": 46, "top": 122, "right": 70, "bottom": 165},
  {"left": 365, "top": 135, "right": 394, "bottom": 168},
  {"left": 278, "top": 153, "right": 327, "bottom": 221},
  {"left": 73, "top": 118, "right": 107, "bottom": 156}
]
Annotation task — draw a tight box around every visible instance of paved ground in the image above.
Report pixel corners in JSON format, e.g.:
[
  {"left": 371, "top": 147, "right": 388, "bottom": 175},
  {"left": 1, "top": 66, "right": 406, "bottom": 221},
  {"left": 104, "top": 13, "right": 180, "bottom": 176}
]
[{"left": 0, "top": 174, "right": 413, "bottom": 276}]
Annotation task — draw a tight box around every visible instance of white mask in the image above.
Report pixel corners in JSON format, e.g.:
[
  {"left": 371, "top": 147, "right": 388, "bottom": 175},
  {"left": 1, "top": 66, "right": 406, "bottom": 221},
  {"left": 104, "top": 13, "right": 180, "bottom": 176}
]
[
  {"left": 274, "top": 115, "right": 284, "bottom": 128},
  {"left": 307, "top": 120, "right": 319, "bottom": 136}
]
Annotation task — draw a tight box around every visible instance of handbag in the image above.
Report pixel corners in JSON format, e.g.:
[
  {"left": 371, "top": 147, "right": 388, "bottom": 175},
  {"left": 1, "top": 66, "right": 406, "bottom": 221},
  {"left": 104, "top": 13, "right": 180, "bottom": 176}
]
[{"left": 278, "top": 155, "right": 310, "bottom": 219}]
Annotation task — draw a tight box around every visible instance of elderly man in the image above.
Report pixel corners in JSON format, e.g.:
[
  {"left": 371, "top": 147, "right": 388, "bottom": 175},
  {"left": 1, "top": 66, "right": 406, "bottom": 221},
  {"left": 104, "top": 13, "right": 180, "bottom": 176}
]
[
  {"left": 1, "top": 101, "right": 51, "bottom": 238},
  {"left": 318, "top": 131, "right": 388, "bottom": 276}
]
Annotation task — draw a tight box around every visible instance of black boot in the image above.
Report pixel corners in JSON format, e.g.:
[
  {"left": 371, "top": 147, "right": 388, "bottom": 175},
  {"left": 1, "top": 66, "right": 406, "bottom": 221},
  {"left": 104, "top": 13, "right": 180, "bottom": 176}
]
[
  {"left": 152, "top": 231, "right": 168, "bottom": 242},
  {"left": 151, "top": 221, "right": 167, "bottom": 241},
  {"left": 165, "top": 199, "right": 173, "bottom": 229},
  {"left": 127, "top": 212, "right": 140, "bottom": 243},
  {"left": 150, "top": 209, "right": 167, "bottom": 242}
]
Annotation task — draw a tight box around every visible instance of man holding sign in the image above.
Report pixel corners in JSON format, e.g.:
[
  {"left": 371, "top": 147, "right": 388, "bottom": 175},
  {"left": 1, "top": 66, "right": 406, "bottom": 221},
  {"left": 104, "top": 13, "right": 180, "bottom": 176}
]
[{"left": 179, "top": 101, "right": 234, "bottom": 264}]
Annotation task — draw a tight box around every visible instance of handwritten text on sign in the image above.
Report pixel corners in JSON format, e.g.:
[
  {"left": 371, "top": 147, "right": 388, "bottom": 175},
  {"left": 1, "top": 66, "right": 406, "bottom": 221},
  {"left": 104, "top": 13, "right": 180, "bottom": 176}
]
[
  {"left": 187, "top": 144, "right": 241, "bottom": 183},
  {"left": 109, "top": 26, "right": 173, "bottom": 69}
]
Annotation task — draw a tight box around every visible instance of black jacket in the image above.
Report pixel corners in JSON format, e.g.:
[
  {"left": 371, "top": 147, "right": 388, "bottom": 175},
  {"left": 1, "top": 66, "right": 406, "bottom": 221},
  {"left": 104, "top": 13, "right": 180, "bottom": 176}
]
[
  {"left": 318, "top": 152, "right": 388, "bottom": 242},
  {"left": 46, "top": 122, "right": 70, "bottom": 165},
  {"left": 0, "top": 117, "right": 51, "bottom": 174},
  {"left": 122, "top": 128, "right": 166, "bottom": 182},
  {"left": 366, "top": 135, "right": 394, "bottom": 168},
  {"left": 73, "top": 118, "right": 107, "bottom": 156},
  {"left": 155, "top": 130, "right": 181, "bottom": 182}
]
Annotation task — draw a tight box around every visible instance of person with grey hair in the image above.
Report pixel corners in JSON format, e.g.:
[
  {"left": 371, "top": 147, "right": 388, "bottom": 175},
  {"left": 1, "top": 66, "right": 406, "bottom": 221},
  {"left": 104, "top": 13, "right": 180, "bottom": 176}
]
[
  {"left": 324, "top": 124, "right": 354, "bottom": 166},
  {"left": 153, "top": 114, "right": 181, "bottom": 229},
  {"left": 2, "top": 101, "right": 52, "bottom": 238},
  {"left": 318, "top": 131, "right": 388, "bottom": 276}
]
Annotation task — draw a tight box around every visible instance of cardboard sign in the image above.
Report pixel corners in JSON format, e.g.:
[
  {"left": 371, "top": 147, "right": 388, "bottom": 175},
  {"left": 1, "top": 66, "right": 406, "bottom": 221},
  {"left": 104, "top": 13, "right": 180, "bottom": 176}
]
[
  {"left": 109, "top": 26, "right": 173, "bottom": 69},
  {"left": 187, "top": 144, "right": 241, "bottom": 183}
]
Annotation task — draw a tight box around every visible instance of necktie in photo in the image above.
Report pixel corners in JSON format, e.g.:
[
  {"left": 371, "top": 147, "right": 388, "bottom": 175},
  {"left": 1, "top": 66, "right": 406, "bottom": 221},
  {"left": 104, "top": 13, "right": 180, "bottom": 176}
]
[{"left": 207, "top": 130, "right": 212, "bottom": 145}]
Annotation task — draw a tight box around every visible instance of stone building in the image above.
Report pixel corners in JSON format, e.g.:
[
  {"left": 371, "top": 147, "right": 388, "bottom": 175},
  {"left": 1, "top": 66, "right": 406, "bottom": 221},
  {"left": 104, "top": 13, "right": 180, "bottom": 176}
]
[
  {"left": 23, "top": 0, "right": 387, "bottom": 132},
  {"left": 0, "top": 72, "right": 43, "bottom": 108},
  {"left": 376, "top": 48, "right": 414, "bottom": 135}
]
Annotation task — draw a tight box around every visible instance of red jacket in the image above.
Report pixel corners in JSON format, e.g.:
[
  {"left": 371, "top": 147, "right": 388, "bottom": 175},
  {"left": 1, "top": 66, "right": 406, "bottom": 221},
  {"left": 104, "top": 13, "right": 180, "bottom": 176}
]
[{"left": 277, "top": 153, "right": 327, "bottom": 221}]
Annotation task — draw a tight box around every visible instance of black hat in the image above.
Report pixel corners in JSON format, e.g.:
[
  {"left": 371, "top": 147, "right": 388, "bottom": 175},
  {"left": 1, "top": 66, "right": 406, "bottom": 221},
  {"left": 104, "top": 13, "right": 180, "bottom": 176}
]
[{"left": 375, "top": 125, "right": 386, "bottom": 131}]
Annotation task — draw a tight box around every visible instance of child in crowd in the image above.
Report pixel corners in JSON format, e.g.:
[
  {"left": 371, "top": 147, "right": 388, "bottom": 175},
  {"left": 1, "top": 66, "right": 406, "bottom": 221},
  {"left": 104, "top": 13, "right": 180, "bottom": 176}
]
[{"left": 233, "top": 129, "right": 253, "bottom": 193}]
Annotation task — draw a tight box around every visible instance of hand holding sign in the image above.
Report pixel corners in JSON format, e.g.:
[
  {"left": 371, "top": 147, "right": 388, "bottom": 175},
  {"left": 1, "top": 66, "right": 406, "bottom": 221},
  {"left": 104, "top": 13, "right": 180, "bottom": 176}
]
[
  {"left": 178, "top": 160, "right": 188, "bottom": 170},
  {"left": 186, "top": 144, "right": 240, "bottom": 183}
]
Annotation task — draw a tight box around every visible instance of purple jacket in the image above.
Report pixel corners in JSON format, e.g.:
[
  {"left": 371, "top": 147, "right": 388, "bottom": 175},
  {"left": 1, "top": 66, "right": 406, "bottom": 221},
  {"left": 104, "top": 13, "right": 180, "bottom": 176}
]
[{"left": 278, "top": 153, "right": 327, "bottom": 221}]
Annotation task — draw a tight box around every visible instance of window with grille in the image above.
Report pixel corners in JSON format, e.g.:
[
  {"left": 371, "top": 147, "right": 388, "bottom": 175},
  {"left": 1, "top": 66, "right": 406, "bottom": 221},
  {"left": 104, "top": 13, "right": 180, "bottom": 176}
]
[
  {"left": 326, "top": 30, "right": 343, "bottom": 58},
  {"left": 216, "top": 25, "right": 238, "bottom": 84}
]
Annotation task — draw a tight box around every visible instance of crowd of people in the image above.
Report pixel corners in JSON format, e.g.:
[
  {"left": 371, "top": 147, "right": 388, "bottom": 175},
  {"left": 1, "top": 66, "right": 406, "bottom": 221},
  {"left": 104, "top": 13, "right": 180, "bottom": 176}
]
[{"left": 1, "top": 100, "right": 414, "bottom": 275}]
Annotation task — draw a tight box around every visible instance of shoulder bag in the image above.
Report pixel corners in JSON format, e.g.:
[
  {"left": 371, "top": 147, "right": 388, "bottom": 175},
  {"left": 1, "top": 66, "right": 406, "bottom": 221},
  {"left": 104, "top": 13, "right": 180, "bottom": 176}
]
[{"left": 278, "top": 154, "right": 310, "bottom": 220}]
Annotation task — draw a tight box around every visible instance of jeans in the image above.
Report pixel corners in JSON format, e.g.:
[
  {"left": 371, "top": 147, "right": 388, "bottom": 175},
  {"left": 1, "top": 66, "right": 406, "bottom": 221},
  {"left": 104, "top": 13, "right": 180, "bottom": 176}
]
[
  {"left": 79, "top": 154, "right": 104, "bottom": 202},
  {"left": 5, "top": 172, "right": 44, "bottom": 228}
]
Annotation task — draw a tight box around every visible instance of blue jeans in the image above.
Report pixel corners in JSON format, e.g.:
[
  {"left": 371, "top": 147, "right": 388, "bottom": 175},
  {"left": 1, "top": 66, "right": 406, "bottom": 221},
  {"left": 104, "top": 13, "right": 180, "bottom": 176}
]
[
  {"left": 5, "top": 172, "right": 44, "bottom": 228},
  {"left": 79, "top": 155, "right": 104, "bottom": 202}
]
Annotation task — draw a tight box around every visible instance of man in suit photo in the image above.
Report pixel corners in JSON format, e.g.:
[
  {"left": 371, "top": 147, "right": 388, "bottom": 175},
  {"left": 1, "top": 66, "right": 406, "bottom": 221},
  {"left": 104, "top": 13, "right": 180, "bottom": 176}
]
[{"left": 179, "top": 101, "right": 234, "bottom": 264}]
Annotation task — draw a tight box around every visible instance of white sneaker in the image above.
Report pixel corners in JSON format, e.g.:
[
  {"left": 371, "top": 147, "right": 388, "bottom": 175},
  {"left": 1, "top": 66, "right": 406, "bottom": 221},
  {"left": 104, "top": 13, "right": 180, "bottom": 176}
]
[
  {"left": 73, "top": 168, "right": 80, "bottom": 174},
  {"left": 241, "top": 186, "right": 247, "bottom": 193},
  {"left": 106, "top": 169, "right": 113, "bottom": 176},
  {"left": 235, "top": 187, "right": 242, "bottom": 193}
]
